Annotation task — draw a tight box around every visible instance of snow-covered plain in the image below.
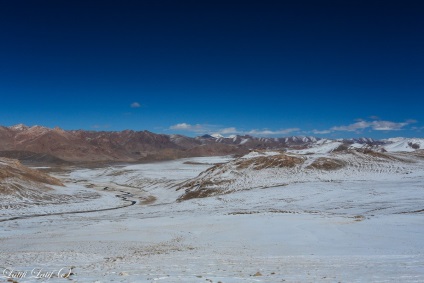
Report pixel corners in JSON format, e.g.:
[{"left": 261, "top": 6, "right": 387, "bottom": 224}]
[{"left": 1, "top": 153, "right": 424, "bottom": 282}]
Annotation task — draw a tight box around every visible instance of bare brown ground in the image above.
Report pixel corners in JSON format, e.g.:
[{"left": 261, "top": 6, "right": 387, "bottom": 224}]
[
  {"left": 0, "top": 158, "right": 63, "bottom": 195},
  {"left": 178, "top": 187, "right": 232, "bottom": 201},
  {"left": 235, "top": 154, "right": 304, "bottom": 170},
  {"left": 413, "top": 150, "right": 424, "bottom": 159},
  {"left": 139, "top": 195, "right": 157, "bottom": 205},
  {"left": 306, "top": 157, "right": 346, "bottom": 170},
  {"left": 177, "top": 178, "right": 233, "bottom": 201}
]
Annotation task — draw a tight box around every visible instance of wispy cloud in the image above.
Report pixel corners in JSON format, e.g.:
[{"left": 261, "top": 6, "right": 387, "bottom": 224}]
[
  {"left": 312, "top": 129, "right": 332, "bottom": 135},
  {"left": 169, "top": 123, "right": 300, "bottom": 136},
  {"left": 130, "top": 102, "right": 141, "bottom": 108},
  {"left": 331, "top": 120, "right": 373, "bottom": 132},
  {"left": 169, "top": 123, "right": 237, "bottom": 134},
  {"left": 246, "top": 128, "right": 300, "bottom": 136},
  {"left": 170, "top": 118, "right": 417, "bottom": 137},
  {"left": 169, "top": 123, "right": 206, "bottom": 132},
  {"left": 412, "top": 126, "right": 424, "bottom": 132},
  {"left": 310, "top": 118, "right": 417, "bottom": 135},
  {"left": 219, "top": 127, "right": 239, "bottom": 134},
  {"left": 331, "top": 119, "right": 414, "bottom": 132}
]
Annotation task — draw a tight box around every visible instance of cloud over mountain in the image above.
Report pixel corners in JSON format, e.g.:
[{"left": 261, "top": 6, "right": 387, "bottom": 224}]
[
  {"left": 169, "top": 123, "right": 299, "bottom": 136},
  {"left": 246, "top": 128, "right": 300, "bottom": 136},
  {"left": 170, "top": 123, "right": 206, "bottom": 132},
  {"left": 310, "top": 118, "right": 417, "bottom": 135},
  {"left": 331, "top": 119, "right": 415, "bottom": 132}
]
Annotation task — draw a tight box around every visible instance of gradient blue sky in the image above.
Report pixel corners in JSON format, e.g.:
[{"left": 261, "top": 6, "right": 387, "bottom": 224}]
[{"left": 0, "top": 0, "right": 423, "bottom": 138}]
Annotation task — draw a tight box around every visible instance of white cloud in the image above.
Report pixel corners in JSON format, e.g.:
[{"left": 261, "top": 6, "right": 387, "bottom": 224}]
[
  {"left": 130, "top": 102, "right": 141, "bottom": 108},
  {"left": 219, "top": 127, "right": 239, "bottom": 134},
  {"left": 169, "top": 124, "right": 238, "bottom": 134},
  {"left": 169, "top": 123, "right": 300, "bottom": 136},
  {"left": 169, "top": 123, "right": 205, "bottom": 132},
  {"left": 412, "top": 126, "right": 424, "bottom": 132},
  {"left": 370, "top": 120, "right": 409, "bottom": 131},
  {"left": 170, "top": 123, "right": 191, "bottom": 130},
  {"left": 247, "top": 128, "right": 300, "bottom": 136},
  {"left": 331, "top": 120, "right": 371, "bottom": 132},
  {"left": 170, "top": 118, "right": 417, "bottom": 138},
  {"left": 310, "top": 118, "right": 417, "bottom": 134},
  {"left": 331, "top": 119, "right": 413, "bottom": 132}
]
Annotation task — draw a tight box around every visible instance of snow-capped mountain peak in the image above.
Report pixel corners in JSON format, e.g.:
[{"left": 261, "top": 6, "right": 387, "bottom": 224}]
[{"left": 9, "top": 123, "right": 29, "bottom": 131}]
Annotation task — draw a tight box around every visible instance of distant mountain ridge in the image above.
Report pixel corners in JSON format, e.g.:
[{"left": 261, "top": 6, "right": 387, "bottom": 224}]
[{"left": 0, "top": 124, "right": 422, "bottom": 163}]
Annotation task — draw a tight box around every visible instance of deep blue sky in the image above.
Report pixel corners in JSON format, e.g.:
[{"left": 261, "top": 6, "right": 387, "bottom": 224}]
[{"left": 0, "top": 0, "right": 423, "bottom": 138}]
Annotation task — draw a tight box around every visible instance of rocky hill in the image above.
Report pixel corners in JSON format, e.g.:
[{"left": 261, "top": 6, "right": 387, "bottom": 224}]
[
  {"left": 0, "top": 157, "right": 64, "bottom": 209},
  {"left": 176, "top": 148, "right": 422, "bottom": 201}
]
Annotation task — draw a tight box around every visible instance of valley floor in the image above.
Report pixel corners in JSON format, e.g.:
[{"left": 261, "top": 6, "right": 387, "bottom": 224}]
[{"left": 1, "top": 155, "right": 424, "bottom": 282}]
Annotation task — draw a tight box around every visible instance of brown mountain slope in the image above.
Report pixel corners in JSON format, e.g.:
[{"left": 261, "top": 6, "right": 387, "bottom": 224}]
[
  {"left": 0, "top": 157, "right": 63, "bottom": 195},
  {"left": 0, "top": 124, "right": 325, "bottom": 162}
]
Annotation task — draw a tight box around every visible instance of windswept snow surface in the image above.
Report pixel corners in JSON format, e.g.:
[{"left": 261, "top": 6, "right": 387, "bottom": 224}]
[
  {"left": 383, "top": 138, "right": 424, "bottom": 152},
  {"left": 289, "top": 139, "right": 343, "bottom": 154},
  {"left": 241, "top": 150, "right": 282, "bottom": 158},
  {"left": 1, "top": 153, "right": 424, "bottom": 282},
  {"left": 0, "top": 182, "right": 124, "bottom": 220}
]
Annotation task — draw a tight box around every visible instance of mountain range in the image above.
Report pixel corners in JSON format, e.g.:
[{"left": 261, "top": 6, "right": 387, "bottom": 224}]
[{"left": 0, "top": 124, "right": 422, "bottom": 163}]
